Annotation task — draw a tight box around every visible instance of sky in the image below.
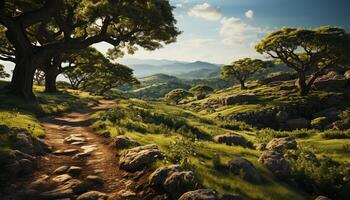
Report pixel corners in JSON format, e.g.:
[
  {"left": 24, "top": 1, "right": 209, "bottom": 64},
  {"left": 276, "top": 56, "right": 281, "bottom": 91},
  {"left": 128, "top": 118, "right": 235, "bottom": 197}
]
[{"left": 2, "top": 0, "right": 350, "bottom": 77}]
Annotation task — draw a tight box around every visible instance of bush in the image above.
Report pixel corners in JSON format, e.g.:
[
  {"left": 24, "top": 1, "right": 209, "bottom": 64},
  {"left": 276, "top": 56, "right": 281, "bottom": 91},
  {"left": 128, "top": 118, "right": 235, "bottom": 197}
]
[
  {"left": 321, "top": 130, "right": 350, "bottom": 139},
  {"left": 219, "top": 120, "right": 253, "bottom": 131},
  {"left": 287, "top": 150, "right": 350, "bottom": 199},
  {"left": 256, "top": 128, "right": 315, "bottom": 142},
  {"left": 311, "top": 117, "right": 329, "bottom": 130}
]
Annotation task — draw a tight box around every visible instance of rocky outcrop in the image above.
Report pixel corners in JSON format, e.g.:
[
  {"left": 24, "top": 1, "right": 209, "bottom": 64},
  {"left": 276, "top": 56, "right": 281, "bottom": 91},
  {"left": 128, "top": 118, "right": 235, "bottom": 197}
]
[
  {"left": 286, "top": 118, "right": 310, "bottom": 129},
  {"left": 227, "top": 158, "right": 261, "bottom": 183},
  {"left": 178, "top": 189, "right": 245, "bottom": 200},
  {"left": 313, "top": 71, "right": 347, "bottom": 91},
  {"left": 119, "top": 144, "right": 164, "bottom": 172},
  {"left": 213, "top": 134, "right": 248, "bottom": 147},
  {"left": 114, "top": 135, "right": 140, "bottom": 150},
  {"left": 259, "top": 151, "right": 290, "bottom": 177},
  {"left": 149, "top": 165, "right": 198, "bottom": 199},
  {"left": 266, "top": 137, "right": 297, "bottom": 151},
  {"left": 221, "top": 94, "right": 258, "bottom": 105}
]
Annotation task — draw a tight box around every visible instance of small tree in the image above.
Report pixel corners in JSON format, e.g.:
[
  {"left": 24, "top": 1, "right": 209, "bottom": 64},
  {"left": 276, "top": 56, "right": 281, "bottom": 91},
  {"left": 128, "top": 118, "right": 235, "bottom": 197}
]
[
  {"left": 190, "top": 85, "right": 214, "bottom": 99},
  {"left": 0, "top": 64, "right": 9, "bottom": 79},
  {"left": 165, "top": 89, "right": 192, "bottom": 105},
  {"left": 221, "top": 58, "right": 272, "bottom": 89},
  {"left": 256, "top": 26, "right": 350, "bottom": 96}
]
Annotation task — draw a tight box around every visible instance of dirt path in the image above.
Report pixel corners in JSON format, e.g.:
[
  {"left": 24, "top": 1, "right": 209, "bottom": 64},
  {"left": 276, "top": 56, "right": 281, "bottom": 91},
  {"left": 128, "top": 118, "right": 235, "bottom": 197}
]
[{"left": 3, "top": 100, "right": 144, "bottom": 200}]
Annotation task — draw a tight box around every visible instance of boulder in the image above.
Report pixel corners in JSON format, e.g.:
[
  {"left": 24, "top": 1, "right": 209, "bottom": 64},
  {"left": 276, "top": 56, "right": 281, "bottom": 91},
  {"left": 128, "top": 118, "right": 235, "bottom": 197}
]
[
  {"left": 76, "top": 191, "right": 108, "bottom": 200},
  {"left": 213, "top": 134, "right": 248, "bottom": 147},
  {"left": 313, "top": 107, "right": 340, "bottom": 121},
  {"left": 259, "top": 151, "right": 290, "bottom": 177},
  {"left": 54, "top": 166, "right": 69, "bottom": 174},
  {"left": 259, "top": 72, "right": 296, "bottom": 85},
  {"left": 40, "top": 179, "right": 84, "bottom": 199},
  {"left": 119, "top": 144, "right": 164, "bottom": 172},
  {"left": 227, "top": 158, "right": 261, "bottom": 183},
  {"left": 345, "top": 70, "right": 350, "bottom": 80},
  {"left": 314, "top": 196, "right": 332, "bottom": 200},
  {"left": 275, "top": 111, "right": 289, "bottom": 123},
  {"left": 222, "top": 94, "right": 258, "bottom": 105},
  {"left": 286, "top": 118, "right": 310, "bottom": 130},
  {"left": 114, "top": 135, "right": 140, "bottom": 150},
  {"left": 52, "top": 174, "right": 72, "bottom": 183},
  {"left": 149, "top": 165, "right": 198, "bottom": 199},
  {"left": 179, "top": 189, "right": 245, "bottom": 200},
  {"left": 311, "top": 117, "right": 329, "bottom": 130},
  {"left": 67, "top": 166, "right": 83, "bottom": 176},
  {"left": 313, "top": 71, "right": 347, "bottom": 91},
  {"left": 266, "top": 137, "right": 297, "bottom": 151}
]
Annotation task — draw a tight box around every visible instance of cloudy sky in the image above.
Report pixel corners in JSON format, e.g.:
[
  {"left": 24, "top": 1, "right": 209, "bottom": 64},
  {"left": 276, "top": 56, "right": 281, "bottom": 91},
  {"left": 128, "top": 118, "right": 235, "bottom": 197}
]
[{"left": 112, "top": 0, "right": 350, "bottom": 64}]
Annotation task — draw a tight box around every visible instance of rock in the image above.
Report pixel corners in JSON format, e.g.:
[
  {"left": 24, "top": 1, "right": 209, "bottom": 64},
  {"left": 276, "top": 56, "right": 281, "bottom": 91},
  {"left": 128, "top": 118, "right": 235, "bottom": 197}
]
[
  {"left": 41, "top": 179, "right": 84, "bottom": 199},
  {"left": 213, "top": 134, "right": 248, "bottom": 147},
  {"left": 314, "top": 196, "right": 332, "bottom": 200},
  {"left": 311, "top": 117, "right": 329, "bottom": 130},
  {"left": 179, "top": 189, "right": 245, "bottom": 200},
  {"left": 0, "top": 150, "right": 36, "bottom": 179},
  {"left": 68, "top": 166, "right": 83, "bottom": 176},
  {"left": 27, "top": 175, "right": 50, "bottom": 191},
  {"left": 256, "top": 143, "right": 267, "bottom": 151},
  {"left": 275, "top": 111, "right": 289, "bottom": 123},
  {"left": 119, "top": 144, "right": 164, "bottom": 172},
  {"left": 266, "top": 137, "right": 297, "bottom": 151},
  {"left": 149, "top": 165, "right": 182, "bottom": 186},
  {"left": 64, "top": 135, "right": 86, "bottom": 144},
  {"left": 222, "top": 94, "right": 258, "bottom": 105},
  {"left": 259, "top": 151, "right": 290, "bottom": 177},
  {"left": 73, "top": 152, "right": 91, "bottom": 160},
  {"left": 54, "top": 166, "right": 70, "bottom": 174},
  {"left": 52, "top": 174, "right": 72, "bottom": 183},
  {"left": 118, "top": 190, "right": 137, "bottom": 198},
  {"left": 313, "top": 71, "right": 347, "bottom": 91},
  {"left": 259, "top": 72, "right": 296, "bottom": 85},
  {"left": 345, "top": 70, "right": 350, "bottom": 80},
  {"left": 114, "top": 135, "right": 140, "bottom": 150},
  {"left": 54, "top": 149, "right": 79, "bottom": 156},
  {"left": 227, "top": 158, "right": 261, "bottom": 183},
  {"left": 81, "top": 145, "right": 98, "bottom": 154},
  {"left": 18, "top": 159, "right": 35, "bottom": 174},
  {"left": 313, "top": 107, "right": 340, "bottom": 121},
  {"left": 76, "top": 191, "right": 108, "bottom": 200},
  {"left": 86, "top": 175, "right": 104, "bottom": 186},
  {"left": 163, "top": 171, "right": 197, "bottom": 199},
  {"left": 286, "top": 118, "right": 310, "bottom": 130}
]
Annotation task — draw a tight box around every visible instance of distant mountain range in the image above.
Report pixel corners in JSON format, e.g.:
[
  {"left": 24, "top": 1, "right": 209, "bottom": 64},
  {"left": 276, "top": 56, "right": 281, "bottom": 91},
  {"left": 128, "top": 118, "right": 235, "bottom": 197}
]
[{"left": 119, "top": 58, "right": 220, "bottom": 78}]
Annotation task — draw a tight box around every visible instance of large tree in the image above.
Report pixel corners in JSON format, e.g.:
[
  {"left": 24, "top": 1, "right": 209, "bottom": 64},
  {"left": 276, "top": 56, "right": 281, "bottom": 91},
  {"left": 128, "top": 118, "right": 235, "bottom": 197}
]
[
  {"left": 0, "top": 0, "right": 180, "bottom": 98},
  {"left": 256, "top": 26, "right": 350, "bottom": 96},
  {"left": 221, "top": 58, "right": 272, "bottom": 89}
]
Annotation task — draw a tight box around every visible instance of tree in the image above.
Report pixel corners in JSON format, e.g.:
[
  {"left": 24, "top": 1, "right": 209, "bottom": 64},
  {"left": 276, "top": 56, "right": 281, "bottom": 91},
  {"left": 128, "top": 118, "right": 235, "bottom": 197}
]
[
  {"left": 33, "top": 69, "right": 45, "bottom": 86},
  {"left": 221, "top": 58, "right": 272, "bottom": 89},
  {"left": 164, "top": 89, "right": 192, "bottom": 105},
  {"left": 190, "top": 85, "right": 214, "bottom": 99},
  {"left": 256, "top": 26, "right": 350, "bottom": 96},
  {"left": 0, "top": 0, "right": 180, "bottom": 98},
  {"left": 0, "top": 64, "right": 9, "bottom": 79}
]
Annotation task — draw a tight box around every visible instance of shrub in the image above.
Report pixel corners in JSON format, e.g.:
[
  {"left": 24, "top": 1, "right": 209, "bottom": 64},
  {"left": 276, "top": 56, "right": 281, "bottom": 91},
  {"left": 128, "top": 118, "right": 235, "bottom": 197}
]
[
  {"left": 321, "top": 130, "right": 350, "bottom": 139},
  {"left": 256, "top": 128, "right": 315, "bottom": 142},
  {"left": 219, "top": 120, "right": 253, "bottom": 131},
  {"left": 311, "top": 117, "right": 329, "bottom": 130}
]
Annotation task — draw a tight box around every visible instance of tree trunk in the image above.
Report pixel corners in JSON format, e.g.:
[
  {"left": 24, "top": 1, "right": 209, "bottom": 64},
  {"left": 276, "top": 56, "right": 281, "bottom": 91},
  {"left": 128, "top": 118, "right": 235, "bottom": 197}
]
[
  {"left": 10, "top": 55, "right": 36, "bottom": 99},
  {"left": 297, "top": 72, "right": 310, "bottom": 96},
  {"left": 44, "top": 69, "right": 59, "bottom": 93},
  {"left": 240, "top": 81, "right": 246, "bottom": 89}
]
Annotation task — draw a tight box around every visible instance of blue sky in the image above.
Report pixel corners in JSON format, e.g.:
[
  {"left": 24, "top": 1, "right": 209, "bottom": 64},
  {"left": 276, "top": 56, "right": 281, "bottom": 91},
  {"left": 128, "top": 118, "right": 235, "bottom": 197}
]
[{"left": 113, "top": 0, "right": 350, "bottom": 64}]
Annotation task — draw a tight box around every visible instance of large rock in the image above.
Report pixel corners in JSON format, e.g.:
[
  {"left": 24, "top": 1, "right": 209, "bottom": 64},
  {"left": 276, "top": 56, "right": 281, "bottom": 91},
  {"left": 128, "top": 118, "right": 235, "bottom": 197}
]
[
  {"left": 275, "top": 111, "right": 289, "bottom": 123},
  {"left": 266, "top": 137, "right": 297, "bottom": 151},
  {"left": 76, "top": 191, "right": 108, "bottom": 200},
  {"left": 259, "top": 151, "right": 290, "bottom": 177},
  {"left": 119, "top": 144, "right": 163, "bottom": 172},
  {"left": 0, "top": 149, "right": 36, "bottom": 179},
  {"left": 286, "top": 118, "right": 310, "bottom": 130},
  {"left": 179, "top": 189, "right": 245, "bottom": 200},
  {"left": 345, "top": 70, "right": 350, "bottom": 80},
  {"left": 222, "top": 94, "right": 258, "bottom": 105},
  {"left": 313, "top": 107, "right": 340, "bottom": 121},
  {"left": 149, "top": 165, "right": 198, "bottom": 199},
  {"left": 213, "top": 134, "right": 248, "bottom": 147},
  {"left": 114, "top": 135, "right": 139, "bottom": 150},
  {"left": 313, "top": 71, "right": 347, "bottom": 91},
  {"left": 259, "top": 72, "right": 296, "bottom": 85},
  {"left": 227, "top": 158, "right": 261, "bottom": 183}
]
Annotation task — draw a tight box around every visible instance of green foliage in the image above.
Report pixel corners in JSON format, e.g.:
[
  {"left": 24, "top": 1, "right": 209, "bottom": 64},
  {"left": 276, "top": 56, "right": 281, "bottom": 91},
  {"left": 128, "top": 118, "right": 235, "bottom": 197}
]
[
  {"left": 256, "top": 129, "right": 315, "bottom": 143},
  {"left": 219, "top": 120, "right": 253, "bottom": 131},
  {"left": 287, "top": 150, "right": 350, "bottom": 199},
  {"left": 190, "top": 85, "right": 214, "bottom": 97},
  {"left": 321, "top": 130, "right": 350, "bottom": 139},
  {"left": 256, "top": 26, "right": 350, "bottom": 95},
  {"left": 164, "top": 89, "right": 192, "bottom": 105},
  {"left": 221, "top": 58, "right": 273, "bottom": 89}
]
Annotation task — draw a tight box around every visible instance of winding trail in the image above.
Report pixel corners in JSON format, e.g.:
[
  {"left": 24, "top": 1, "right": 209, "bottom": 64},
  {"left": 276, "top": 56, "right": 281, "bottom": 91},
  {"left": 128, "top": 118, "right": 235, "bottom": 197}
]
[{"left": 3, "top": 100, "right": 146, "bottom": 200}]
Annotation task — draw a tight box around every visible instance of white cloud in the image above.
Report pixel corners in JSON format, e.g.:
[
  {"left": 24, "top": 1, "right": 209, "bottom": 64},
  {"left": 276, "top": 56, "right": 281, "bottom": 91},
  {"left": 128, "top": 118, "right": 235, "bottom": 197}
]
[
  {"left": 220, "top": 17, "right": 266, "bottom": 45},
  {"left": 188, "top": 3, "right": 223, "bottom": 21},
  {"left": 245, "top": 10, "right": 254, "bottom": 19}
]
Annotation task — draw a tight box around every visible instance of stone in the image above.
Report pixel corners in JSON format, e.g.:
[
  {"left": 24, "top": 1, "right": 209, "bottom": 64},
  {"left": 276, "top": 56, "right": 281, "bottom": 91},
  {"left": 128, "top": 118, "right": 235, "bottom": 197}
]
[
  {"left": 311, "top": 117, "right": 329, "bottom": 130},
  {"left": 345, "top": 70, "right": 350, "bottom": 80},
  {"left": 163, "top": 171, "right": 197, "bottom": 199},
  {"left": 313, "top": 71, "right": 347, "bottom": 91},
  {"left": 54, "top": 149, "right": 79, "bottom": 156},
  {"left": 313, "top": 107, "right": 340, "bottom": 121},
  {"left": 178, "top": 189, "right": 221, "bottom": 200},
  {"left": 222, "top": 94, "right": 258, "bottom": 105},
  {"left": 41, "top": 179, "right": 83, "bottom": 199},
  {"left": 256, "top": 143, "right": 267, "bottom": 151},
  {"left": 118, "top": 190, "right": 137, "bottom": 198},
  {"left": 314, "top": 196, "right": 332, "bottom": 200},
  {"left": 27, "top": 175, "right": 50, "bottom": 191},
  {"left": 275, "top": 111, "right": 289, "bottom": 123},
  {"left": 67, "top": 166, "right": 83, "bottom": 176},
  {"left": 119, "top": 144, "right": 164, "bottom": 172},
  {"left": 149, "top": 165, "right": 182, "bottom": 186},
  {"left": 64, "top": 135, "right": 86, "bottom": 144},
  {"left": 86, "top": 175, "right": 104, "bottom": 186},
  {"left": 259, "top": 151, "right": 290, "bottom": 177},
  {"left": 114, "top": 135, "right": 140, "bottom": 150},
  {"left": 18, "top": 159, "right": 35, "bottom": 174},
  {"left": 286, "top": 118, "right": 310, "bottom": 130},
  {"left": 266, "top": 137, "right": 297, "bottom": 151},
  {"left": 54, "top": 166, "right": 70, "bottom": 174},
  {"left": 227, "top": 158, "right": 261, "bottom": 183},
  {"left": 213, "top": 134, "right": 248, "bottom": 147},
  {"left": 76, "top": 191, "right": 108, "bottom": 200},
  {"left": 52, "top": 174, "right": 72, "bottom": 183},
  {"left": 73, "top": 152, "right": 91, "bottom": 160},
  {"left": 81, "top": 145, "right": 98, "bottom": 154}
]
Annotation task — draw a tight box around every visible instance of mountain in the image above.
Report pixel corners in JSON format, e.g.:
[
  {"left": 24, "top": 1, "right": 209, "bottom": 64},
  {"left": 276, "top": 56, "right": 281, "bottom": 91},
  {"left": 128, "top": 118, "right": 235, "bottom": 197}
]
[{"left": 119, "top": 58, "right": 220, "bottom": 77}]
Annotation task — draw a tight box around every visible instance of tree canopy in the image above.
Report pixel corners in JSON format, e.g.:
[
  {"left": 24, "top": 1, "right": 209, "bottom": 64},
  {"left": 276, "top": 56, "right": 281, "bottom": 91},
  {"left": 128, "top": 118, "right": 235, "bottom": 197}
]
[
  {"left": 256, "top": 26, "right": 350, "bottom": 95},
  {"left": 221, "top": 58, "right": 272, "bottom": 89},
  {"left": 164, "top": 89, "right": 192, "bottom": 105}
]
